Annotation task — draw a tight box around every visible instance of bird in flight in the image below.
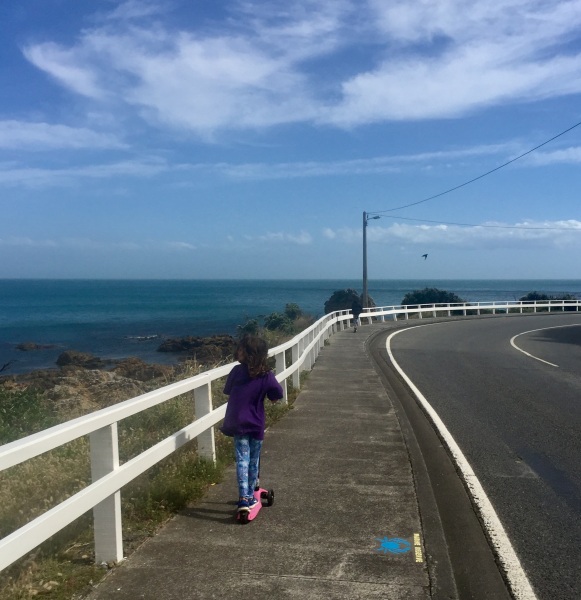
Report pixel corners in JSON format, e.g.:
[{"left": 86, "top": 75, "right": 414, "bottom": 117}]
[{"left": 422, "top": 254, "right": 428, "bottom": 260}]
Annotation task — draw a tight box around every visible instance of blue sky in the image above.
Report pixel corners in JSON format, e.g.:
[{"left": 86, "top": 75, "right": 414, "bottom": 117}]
[{"left": 1, "top": 0, "right": 581, "bottom": 280}]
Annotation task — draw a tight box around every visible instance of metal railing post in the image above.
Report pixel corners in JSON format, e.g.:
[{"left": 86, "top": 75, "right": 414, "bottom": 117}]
[
  {"left": 90, "top": 424, "right": 123, "bottom": 565},
  {"left": 194, "top": 383, "right": 216, "bottom": 462}
]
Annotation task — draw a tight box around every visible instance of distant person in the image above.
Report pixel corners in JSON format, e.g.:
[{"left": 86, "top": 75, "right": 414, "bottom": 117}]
[
  {"left": 221, "top": 335, "right": 284, "bottom": 513},
  {"left": 351, "top": 298, "right": 363, "bottom": 332}
]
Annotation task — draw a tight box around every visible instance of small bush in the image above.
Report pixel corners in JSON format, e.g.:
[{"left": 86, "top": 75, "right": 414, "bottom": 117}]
[
  {"left": 324, "top": 289, "right": 375, "bottom": 313},
  {"left": 401, "top": 288, "right": 465, "bottom": 306},
  {"left": 237, "top": 319, "right": 261, "bottom": 338},
  {"left": 284, "top": 303, "right": 302, "bottom": 320},
  {"left": 264, "top": 312, "right": 295, "bottom": 334},
  {"left": 519, "top": 291, "right": 550, "bottom": 302},
  {"left": 519, "top": 291, "right": 579, "bottom": 311}
]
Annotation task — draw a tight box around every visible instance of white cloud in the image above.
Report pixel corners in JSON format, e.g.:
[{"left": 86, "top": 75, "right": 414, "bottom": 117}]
[
  {"left": 23, "top": 42, "right": 105, "bottom": 99},
  {"left": 166, "top": 241, "right": 196, "bottom": 250},
  {"left": 0, "top": 135, "right": 574, "bottom": 190},
  {"left": 323, "top": 227, "right": 359, "bottom": 243},
  {"left": 0, "top": 236, "right": 201, "bottom": 253},
  {"left": 527, "top": 146, "right": 581, "bottom": 165},
  {"left": 20, "top": 0, "right": 581, "bottom": 135},
  {"left": 0, "top": 120, "right": 126, "bottom": 150},
  {"left": 104, "top": 0, "right": 166, "bottom": 22},
  {"left": 327, "top": 51, "right": 581, "bottom": 124},
  {"left": 246, "top": 231, "right": 313, "bottom": 245},
  {"left": 324, "top": 219, "right": 581, "bottom": 248},
  {"left": 0, "top": 158, "right": 168, "bottom": 187},
  {"left": 213, "top": 143, "right": 511, "bottom": 179},
  {"left": 326, "top": 0, "right": 581, "bottom": 125}
]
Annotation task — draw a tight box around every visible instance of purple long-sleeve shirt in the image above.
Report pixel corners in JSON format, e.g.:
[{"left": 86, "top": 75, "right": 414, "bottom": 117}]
[{"left": 221, "top": 364, "right": 284, "bottom": 440}]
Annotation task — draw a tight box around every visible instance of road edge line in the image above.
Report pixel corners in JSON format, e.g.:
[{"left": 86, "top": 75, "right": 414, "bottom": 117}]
[{"left": 386, "top": 326, "right": 538, "bottom": 600}]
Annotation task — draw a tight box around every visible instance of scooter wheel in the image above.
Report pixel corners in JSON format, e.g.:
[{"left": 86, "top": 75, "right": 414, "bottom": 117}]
[
  {"left": 239, "top": 511, "right": 249, "bottom": 524},
  {"left": 266, "top": 489, "right": 274, "bottom": 507}
]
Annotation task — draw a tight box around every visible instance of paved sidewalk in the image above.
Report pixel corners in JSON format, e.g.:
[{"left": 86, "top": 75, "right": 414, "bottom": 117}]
[{"left": 86, "top": 325, "right": 431, "bottom": 599}]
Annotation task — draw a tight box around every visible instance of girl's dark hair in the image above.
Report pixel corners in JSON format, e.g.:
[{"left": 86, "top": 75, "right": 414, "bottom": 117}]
[{"left": 237, "top": 335, "right": 269, "bottom": 378}]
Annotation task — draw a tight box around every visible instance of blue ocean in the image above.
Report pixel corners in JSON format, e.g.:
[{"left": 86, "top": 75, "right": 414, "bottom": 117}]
[{"left": 1, "top": 279, "right": 580, "bottom": 374}]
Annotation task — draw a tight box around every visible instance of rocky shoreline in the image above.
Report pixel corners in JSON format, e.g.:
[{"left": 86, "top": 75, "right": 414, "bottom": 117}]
[{"left": 0, "top": 334, "right": 237, "bottom": 419}]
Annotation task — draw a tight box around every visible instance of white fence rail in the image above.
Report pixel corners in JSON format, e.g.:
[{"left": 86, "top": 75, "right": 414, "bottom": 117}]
[
  {"left": 1, "top": 298, "right": 579, "bottom": 572},
  {"left": 0, "top": 309, "right": 353, "bottom": 571},
  {"left": 361, "top": 298, "right": 581, "bottom": 322}
]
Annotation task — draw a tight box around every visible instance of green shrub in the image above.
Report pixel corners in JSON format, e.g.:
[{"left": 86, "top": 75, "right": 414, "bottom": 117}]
[
  {"left": 237, "top": 319, "right": 261, "bottom": 338},
  {"left": 324, "top": 289, "right": 375, "bottom": 313},
  {"left": 401, "top": 288, "right": 465, "bottom": 306},
  {"left": 264, "top": 312, "right": 295, "bottom": 333},
  {"left": 519, "top": 291, "right": 579, "bottom": 311},
  {"left": 519, "top": 291, "right": 550, "bottom": 302},
  {"left": 284, "top": 303, "right": 302, "bottom": 320}
]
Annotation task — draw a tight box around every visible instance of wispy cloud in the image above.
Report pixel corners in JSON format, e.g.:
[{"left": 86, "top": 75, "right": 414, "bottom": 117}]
[
  {"left": 0, "top": 120, "right": 127, "bottom": 150},
  {"left": 1, "top": 137, "right": 572, "bottom": 189},
  {"left": 103, "top": 0, "right": 167, "bottom": 22},
  {"left": 21, "top": 0, "right": 581, "bottom": 135},
  {"left": 325, "top": 219, "right": 581, "bottom": 248},
  {"left": 326, "top": 0, "right": 581, "bottom": 125},
  {"left": 165, "top": 241, "right": 196, "bottom": 250},
  {"left": 0, "top": 236, "right": 198, "bottom": 252},
  {"left": 211, "top": 143, "right": 513, "bottom": 180},
  {"left": 243, "top": 231, "right": 313, "bottom": 245},
  {"left": 0, "top": 157, "right": 168, "bottom": 187},
  {"left": 526, "top": 146, "right": 581, "bottom": 165},
  {"left": 23, "top": 42, "right": 106, "bottom": 99}
]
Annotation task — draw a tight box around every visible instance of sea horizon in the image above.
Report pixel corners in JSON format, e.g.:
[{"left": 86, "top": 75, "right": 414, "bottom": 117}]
[
  {"left": 4, "top": 276, "right": 577, "bottom": 285},
  {"left": 2, "top": 278, "right": 580, "bottom": 375}
]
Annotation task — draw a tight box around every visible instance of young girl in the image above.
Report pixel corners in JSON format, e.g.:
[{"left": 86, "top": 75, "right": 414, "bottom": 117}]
[{"left": 221, "top": 336, "right": 284, "bottom": 512}]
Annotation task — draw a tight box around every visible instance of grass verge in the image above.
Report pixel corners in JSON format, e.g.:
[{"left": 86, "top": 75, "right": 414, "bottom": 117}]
[{"left": 0, "top": 370, "right": 303, "bottom": 599}]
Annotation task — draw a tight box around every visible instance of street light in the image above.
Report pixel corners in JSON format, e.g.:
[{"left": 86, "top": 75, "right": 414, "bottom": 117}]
[{"left": 362, "top": 211, "right": 380, "bottom": 308}]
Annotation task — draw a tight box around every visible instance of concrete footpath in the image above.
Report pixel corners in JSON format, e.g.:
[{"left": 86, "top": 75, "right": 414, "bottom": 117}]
[{"left": 86, "top": 325, "right": 431, "bottom": 599}]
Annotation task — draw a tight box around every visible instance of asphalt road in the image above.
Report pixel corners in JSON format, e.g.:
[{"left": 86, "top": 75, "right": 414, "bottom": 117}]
[{"left": 387, "top": 313, "right": 581, "bottom": 600}]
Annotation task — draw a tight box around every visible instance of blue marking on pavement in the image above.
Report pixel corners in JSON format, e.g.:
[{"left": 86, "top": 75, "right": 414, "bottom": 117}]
[{"left": 375, "top": 536, "right": 412, "bottom": 554}]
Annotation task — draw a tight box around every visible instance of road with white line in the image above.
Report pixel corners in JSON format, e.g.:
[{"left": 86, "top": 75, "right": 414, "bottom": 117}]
[{"left": 387, "top": 313, "right": 581, "bottom": 600}]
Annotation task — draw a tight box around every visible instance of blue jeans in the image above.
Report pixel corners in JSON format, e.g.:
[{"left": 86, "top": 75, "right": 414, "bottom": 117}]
[{"left": 234, "top": 435, "right": 262, "bottom": 499}]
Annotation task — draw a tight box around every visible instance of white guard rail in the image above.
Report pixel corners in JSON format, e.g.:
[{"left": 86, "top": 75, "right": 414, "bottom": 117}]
[
  {"left": 360, "top": 298, "right": 581, "bottom": 322},
  {"left": 0, "top": 309, "right": 353, "bottom": 572},
  {"left": 0, "top": 298, "right": 579, "bottom": 571}
]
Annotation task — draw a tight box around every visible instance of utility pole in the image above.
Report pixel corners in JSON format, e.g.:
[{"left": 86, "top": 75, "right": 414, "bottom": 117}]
[
  {"left": 363, "top": 211, "right": 368, "bottom": 308},
  {"left": 363, "top": 211, "right": 380, "bottom": 309}
]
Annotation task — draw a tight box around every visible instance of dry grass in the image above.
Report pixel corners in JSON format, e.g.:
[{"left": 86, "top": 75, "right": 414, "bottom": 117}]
[{"left": 0, "top": 362, "right": 302, "bottom": 600}]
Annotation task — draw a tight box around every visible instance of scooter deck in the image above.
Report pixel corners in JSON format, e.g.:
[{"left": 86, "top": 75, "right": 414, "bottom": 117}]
[{"left": 237, "top": 488, "right": 274, "bottom": 524}]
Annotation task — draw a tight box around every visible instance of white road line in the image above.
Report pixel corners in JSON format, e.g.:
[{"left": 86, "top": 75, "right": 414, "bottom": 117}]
[
  {"left": 386, "top": 326, "right": 538, "bottom": 600},
  {"left": 510, "top": 324, "right": 581, "bottom": 368}
]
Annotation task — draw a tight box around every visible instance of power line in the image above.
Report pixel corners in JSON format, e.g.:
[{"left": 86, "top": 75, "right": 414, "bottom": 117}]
[
  {"left": 376, "top": 214, "right": 581, "bottom": 231},
  {"left": 369, "top": 119, "right": 581, "bottom": 215}
]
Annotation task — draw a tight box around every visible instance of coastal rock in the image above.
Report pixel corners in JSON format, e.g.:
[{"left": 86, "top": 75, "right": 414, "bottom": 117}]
[
  {"left": 157, "top": 335, "right": 235, "bottom": 364},
  {"left": 16, "top": 342, "right": 57, "bottom": 351},
  {"left": 1, "top": 333, "right": 239, "bottom": 420},
  {"left": 56, "top": 350, "right": 110, "bottom": 369}
]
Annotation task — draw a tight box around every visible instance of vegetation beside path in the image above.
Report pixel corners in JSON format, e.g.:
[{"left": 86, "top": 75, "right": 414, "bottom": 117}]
[{"left": 0, "top": 304, "right": 312, "bottom": 600}]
